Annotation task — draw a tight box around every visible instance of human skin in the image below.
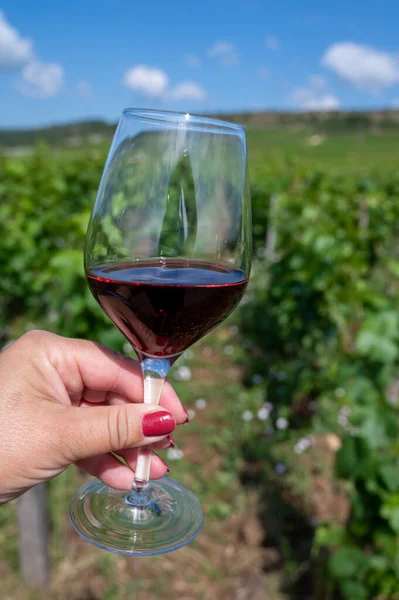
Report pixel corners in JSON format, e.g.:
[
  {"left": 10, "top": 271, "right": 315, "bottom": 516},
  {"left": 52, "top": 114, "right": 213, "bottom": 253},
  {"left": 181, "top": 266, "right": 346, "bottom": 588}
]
[{"left": 0, "top": 330, "right": 187, "bottom": 504}]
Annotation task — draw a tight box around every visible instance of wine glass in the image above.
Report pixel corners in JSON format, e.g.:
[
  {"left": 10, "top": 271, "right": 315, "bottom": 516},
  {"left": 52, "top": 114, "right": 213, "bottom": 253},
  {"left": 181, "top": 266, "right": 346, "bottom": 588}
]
[{"left": 69, "top": 108, "right": 252, "bottom": 555}]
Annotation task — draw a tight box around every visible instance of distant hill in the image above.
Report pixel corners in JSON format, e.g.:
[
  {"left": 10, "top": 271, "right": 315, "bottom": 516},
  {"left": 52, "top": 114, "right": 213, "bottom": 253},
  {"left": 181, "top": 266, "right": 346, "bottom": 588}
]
[
  {"left": 2, "top": 110, "right": 399, "bottom": 149},
  {"left": 221, "top": 109, "right": 399, "bottom": 128},
  {"left": 0, "top": 120, "right": 116, "bottom": 149}
]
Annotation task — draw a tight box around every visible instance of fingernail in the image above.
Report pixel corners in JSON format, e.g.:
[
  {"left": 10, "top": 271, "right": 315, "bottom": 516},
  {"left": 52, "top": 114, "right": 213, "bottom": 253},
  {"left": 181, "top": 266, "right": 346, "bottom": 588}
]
[
  {"left": 158, "top": 455, "right": 171, "bottom": 473},
  {"left": 182, "top": 404, "right": 190, "bottom": 424},
  {"left": 142, "top": 410, "right": 175, "bottom": 437},
  {"left": 156, "top": 434, "right": 175, "bottom": 450}
]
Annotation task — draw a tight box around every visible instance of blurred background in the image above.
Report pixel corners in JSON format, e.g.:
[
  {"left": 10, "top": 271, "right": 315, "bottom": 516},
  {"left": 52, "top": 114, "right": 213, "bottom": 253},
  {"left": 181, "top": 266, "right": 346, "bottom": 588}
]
[{"left": 2, "top": 1, "right": 399, "bottom": 598}]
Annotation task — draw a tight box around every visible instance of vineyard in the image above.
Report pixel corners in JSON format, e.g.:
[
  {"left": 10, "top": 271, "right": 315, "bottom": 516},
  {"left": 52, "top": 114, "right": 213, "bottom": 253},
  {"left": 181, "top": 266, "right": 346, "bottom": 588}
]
[{"left": 1, "top": 125, "right": 399, "bottom": 599}]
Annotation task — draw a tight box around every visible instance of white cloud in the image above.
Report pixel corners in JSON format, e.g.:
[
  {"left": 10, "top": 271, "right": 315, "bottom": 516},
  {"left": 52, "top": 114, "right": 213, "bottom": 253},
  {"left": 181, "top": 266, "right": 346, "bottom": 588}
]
[
  {"left": 170, "top": 81, "right": 206, "bottom": 101},
  {"left": 185, "top": 54, "right": 201, "bottom": 68},
  {"left": 289, "top": 77, "right": 340, "bottom": 110},
  {"left": 257, "top": 67, "right": 269, "bottom": 80},
  {"left": 77, "top": 79, "right": 94, "bottom": 100},
  {"left": 301, "top": 93, "right": 340, "bottom": 110},
  {"left": 16, "top": 60, "right": 64, "bottom": 98},
  {"left": 265, "top": 35, "right": 281, "bottom": 51},
  {"left": 1, "top": 11, "right": 64, "bottom": 100},
  {"left": 0, "top": 11, "right": 33, "bottom": 71},
  {"left": 123, "top": 65, "right": 168, "bottom": 97},
  {"left": 208, "top": 41, "right": 239, "bottom": 67},
  {"left": 322, "top": 42, "right": 399, "bottom": 92},
  {"left": 124, "top": 64, "right": 206, "bottom": 102}
]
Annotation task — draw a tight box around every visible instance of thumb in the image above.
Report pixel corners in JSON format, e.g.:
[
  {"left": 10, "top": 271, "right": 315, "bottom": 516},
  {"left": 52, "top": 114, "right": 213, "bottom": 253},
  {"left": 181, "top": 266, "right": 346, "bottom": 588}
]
[{"left": 60, "top": 404, "right": 176, "bottom": 462}]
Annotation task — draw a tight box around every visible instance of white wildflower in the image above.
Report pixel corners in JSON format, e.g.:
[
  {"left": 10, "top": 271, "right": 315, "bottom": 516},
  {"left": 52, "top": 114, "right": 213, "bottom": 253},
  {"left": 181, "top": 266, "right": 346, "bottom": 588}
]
[
  {"left": 185, "top": 349, "right": 194, "bottom": 359},
  {"left": 294, "top": 436, "right": 313, "bottom": 454},
  {"left": 224, "top": 345, "right": 234, "bottom": 356},
  {"left": 175, "top": 366, "right": 192, "bottom": 381},
  {"left": 241, "top": 410, "right": 254, "bottom": 422},
  {"left": 123, "top": 342, "right": 131, "bottom": 354},
  {"left": 335, "top": 388, "right": 346, "bottom": 398},
  {"left": 166, "top": 448, "right": 184, "bottom": 461},
  {"left": 276, "top": 417, "right": 289, "bottom": 430},
  {"left": 187, "top": 409, "right": 196, "bottom": 421},
  {"left": 195, "top": 398, "right": 207, "bottom": 410},
  {"left": 257, "top": 407, "right": 270, "bottom": 421},
  {"left": 228, "top": 325, "right": 239, "bottom": 336}
]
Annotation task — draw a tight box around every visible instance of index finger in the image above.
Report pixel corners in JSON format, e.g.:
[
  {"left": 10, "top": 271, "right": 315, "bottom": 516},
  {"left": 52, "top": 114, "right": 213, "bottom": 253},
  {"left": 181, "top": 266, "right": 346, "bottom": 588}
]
[{"left": 47, "top": 335, "right": 188, "bottom": 424}]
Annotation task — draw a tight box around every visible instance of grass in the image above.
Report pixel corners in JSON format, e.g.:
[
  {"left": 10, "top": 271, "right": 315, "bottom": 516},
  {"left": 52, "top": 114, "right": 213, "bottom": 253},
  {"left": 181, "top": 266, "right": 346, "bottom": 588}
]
[{"left": 246, "top": 127, "right": 399, "bottom": 173}]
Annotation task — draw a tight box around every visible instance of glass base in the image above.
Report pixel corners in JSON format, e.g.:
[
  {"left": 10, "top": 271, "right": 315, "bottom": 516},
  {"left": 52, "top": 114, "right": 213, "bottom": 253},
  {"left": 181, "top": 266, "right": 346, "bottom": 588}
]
[{"left": 68, "top": 477, "right": 204, "bottom": 556}]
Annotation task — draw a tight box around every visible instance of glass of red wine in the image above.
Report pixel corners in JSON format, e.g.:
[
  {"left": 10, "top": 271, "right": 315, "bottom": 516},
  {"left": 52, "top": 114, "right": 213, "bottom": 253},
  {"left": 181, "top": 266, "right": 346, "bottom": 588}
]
[{"left": 69, "top": 108, "right": 252, "bottom": 555}]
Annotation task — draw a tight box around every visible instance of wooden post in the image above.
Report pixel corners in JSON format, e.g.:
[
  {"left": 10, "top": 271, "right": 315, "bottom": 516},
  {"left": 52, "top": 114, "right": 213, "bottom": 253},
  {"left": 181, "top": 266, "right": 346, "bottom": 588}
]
[{"left": 16, "top": 483, "right": 50, "bottom": 588}]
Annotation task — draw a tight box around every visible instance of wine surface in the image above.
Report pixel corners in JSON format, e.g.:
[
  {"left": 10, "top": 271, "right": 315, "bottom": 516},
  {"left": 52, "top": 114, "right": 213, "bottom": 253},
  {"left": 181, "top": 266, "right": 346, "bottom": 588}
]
[{"left": 87, "top": 259, "right": 248, "bottom": 357}]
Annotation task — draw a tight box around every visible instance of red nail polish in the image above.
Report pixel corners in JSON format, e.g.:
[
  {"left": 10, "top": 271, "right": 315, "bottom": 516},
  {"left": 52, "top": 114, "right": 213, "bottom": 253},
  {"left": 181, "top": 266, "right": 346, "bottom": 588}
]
[
  {"left": 182, "top": 404, "right": 190, "bottom": 423},
  {"left": 158, "top": 455, "right": 171, "bottom": 473},
  {"left": 142, "top": 410, "right": 175, "bottom": 437},
  {"left": 168, "top": 434, "right": 175, "bottom": 447}
]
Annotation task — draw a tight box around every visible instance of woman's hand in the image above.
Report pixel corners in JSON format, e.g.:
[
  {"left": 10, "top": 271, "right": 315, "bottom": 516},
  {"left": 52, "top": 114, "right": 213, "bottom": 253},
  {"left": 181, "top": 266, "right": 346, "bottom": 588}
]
[{"left": 0, "top": 330, "right": 187, "bottom": 503}]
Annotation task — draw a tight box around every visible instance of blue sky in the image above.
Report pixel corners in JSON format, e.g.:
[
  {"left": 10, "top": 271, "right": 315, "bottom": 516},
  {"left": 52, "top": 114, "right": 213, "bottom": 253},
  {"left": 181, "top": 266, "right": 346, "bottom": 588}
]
[{"left": 1, "top": 0, "right": 399, "bottom": 127}]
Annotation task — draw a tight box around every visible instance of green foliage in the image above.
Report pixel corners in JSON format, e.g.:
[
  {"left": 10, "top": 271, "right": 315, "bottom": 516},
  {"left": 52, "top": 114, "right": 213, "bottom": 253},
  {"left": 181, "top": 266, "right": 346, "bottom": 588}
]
[
  {"left": 0, "top": 120, "right": 114, "bottom": 149},
  {"left": 158, "top": 150, "right": 197, "bottom": 257},
  {"left": 240, "top": 162, "right": 399, "bottom": 598},
  {"left": 329, "top": 546, "right": 368, "bottom": 580},
  {"left": 3, "top": 137, "right": 399, "bottom": 597},
  {"left": 0, "top": 144, "right": 120, "bottom": 347}
]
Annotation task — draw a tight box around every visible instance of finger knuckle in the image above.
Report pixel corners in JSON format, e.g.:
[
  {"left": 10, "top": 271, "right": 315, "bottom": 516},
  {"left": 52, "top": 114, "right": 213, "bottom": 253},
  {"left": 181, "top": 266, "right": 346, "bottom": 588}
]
[
  {"left": 107, "top": 407, "right": 132, "bottom": 450},
  {"left": 19, "top": 329, "right": 50, "bottom": 347},
  {"left": 39, "top": 408, "right": 71, "bottom": 462}
]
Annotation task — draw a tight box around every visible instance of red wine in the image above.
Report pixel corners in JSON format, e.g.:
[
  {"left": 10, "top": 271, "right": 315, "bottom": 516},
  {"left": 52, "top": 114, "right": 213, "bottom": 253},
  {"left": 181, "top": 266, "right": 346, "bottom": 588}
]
[{"left": 87, "top": 259, "right": 248, "bottom": 357}]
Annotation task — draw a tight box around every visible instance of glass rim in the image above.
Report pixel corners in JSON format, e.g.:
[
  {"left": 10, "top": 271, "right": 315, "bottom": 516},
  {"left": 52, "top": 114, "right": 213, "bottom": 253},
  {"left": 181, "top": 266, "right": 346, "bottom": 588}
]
[{"left": 122, "top": 107, "right": 245, "bottom": 134}]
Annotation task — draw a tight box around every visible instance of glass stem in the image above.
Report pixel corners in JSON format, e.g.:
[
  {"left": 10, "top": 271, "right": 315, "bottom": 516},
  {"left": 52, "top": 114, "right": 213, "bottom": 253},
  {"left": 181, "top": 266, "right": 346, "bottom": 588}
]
[{"left": 125, "top": 357, "right": 171, "bottom": 506}]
